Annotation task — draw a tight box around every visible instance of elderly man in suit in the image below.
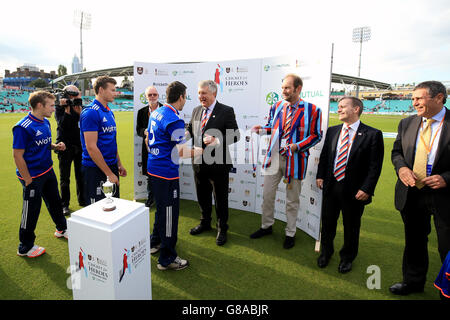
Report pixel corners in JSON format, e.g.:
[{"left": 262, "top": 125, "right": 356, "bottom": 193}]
[
  {"left": 136, "top": 86, "right": 162, "bottom": 207},
  {"left": 186, "top": 80, "right": 240, "bottom": 246},
  {"left": 390, "top": 80, "right": 450, "bottom": 296},
  {"left": 316, "top": 96, "right": 384, "bottom": 273}
]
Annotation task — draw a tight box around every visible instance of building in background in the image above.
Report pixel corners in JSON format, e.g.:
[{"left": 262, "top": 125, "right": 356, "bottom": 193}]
[
  {"left": 72, "top": 55, "right": 82, "bottom": 74},
  {"left": 3, "top": 64, "right": 56, "bottom": 88}
]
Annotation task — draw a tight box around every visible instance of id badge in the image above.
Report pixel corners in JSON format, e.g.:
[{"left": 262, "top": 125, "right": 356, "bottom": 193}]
[
  {"left": 426, "top": 164, "right": 432, "bottom": 177},
  {"left": 281, "top": 138, "right": 288, "bottom": 148}
]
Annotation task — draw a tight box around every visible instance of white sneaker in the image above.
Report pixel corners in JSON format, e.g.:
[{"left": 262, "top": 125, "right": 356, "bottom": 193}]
[
  {"left": 17, "top": 245, "right": 46, "bottom": 258},
  {"left": 150, "top": 244, "right": 161, "bottom": 254},
  {"left": 157, "top": 256, "right": 189, "bottom": 271},
  {"left": 54, "top": 229, "right": 68, "bottom": 239}
]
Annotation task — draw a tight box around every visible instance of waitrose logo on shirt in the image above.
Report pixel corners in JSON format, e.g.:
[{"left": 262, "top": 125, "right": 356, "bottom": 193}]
[
  {"left": 35, "top": 136, "right": 51, "bottom": 146},
  {"left": 102, "top": 125, "right": 116, "bottom": 133}
]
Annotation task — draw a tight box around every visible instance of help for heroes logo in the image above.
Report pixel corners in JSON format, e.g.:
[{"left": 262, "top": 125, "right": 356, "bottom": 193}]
[{"left": 118, "top": 238, "right": 147, "bottom": 283}]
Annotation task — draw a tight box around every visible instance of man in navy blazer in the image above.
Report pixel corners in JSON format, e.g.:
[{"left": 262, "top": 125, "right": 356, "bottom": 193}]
[
  {"left": 390, "top": 81, "right": 450, "bottom": 296},
  {"left": 316, "top": 96, "right": 384, "bottom": 273}
]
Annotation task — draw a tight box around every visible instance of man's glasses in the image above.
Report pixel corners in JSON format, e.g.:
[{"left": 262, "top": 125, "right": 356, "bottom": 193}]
[{"left": 147, "top": 93, "right": 158, "bottom": 97}]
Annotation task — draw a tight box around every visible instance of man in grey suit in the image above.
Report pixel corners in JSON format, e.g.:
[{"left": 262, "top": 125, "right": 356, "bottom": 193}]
[
  {"left": 186, "top": 80, "right": 240, "bottom": 246},
  {"left": 390, "top": 80, "right": 450, "bottom": 296}
]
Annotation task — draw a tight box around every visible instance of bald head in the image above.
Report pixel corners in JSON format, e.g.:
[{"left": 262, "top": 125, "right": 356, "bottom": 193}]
[
  {"left": 145, "top": 86, "right": 160, "bottom": 107},
  {"left": 63, "top": 85, "right": 80, "bottom": 95}
]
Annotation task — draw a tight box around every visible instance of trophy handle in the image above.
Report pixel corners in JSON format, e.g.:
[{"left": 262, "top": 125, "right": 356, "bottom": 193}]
[{"left": 112, "top": 183, "right": 117, "bottom": 197}]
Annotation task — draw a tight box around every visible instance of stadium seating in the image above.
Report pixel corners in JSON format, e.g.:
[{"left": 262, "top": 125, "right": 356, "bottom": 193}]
[
  {"left": 330, "top": 99, "right": 424, "bottom": 114},
  {"left": 1, "top": 88, "right": 449, "bottom": 114}
]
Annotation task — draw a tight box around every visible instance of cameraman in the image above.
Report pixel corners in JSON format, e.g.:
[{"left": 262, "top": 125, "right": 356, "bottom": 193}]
[{"left": 55, "top": 85, "right": 87, "bottom": 215}]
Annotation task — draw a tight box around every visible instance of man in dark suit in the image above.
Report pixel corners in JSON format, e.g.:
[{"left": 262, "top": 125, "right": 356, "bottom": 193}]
[
  {"left": 316, "top": 96, "right": 384, "bottom": 273},
  {"left": 136, "top": 86, "right": 162, "bottom": 207},
  {"left": 186, "top": 80, "right": 240, "bottom": 246},
  {"left": 390, "top": 81, "right": 450, "bottom": 296}
]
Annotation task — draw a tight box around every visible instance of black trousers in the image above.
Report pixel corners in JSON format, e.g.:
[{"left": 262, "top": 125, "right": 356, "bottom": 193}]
[
  {"left": 400, "top": 188, "right": 450, "bottom": 287},
  {"left": 81, "top": 164, "right": 120, "bottom": 204},
  {"left": 58, "top": 146, "right": 85, "bottom": 207},
  {"left": 320, "top": 180, "right": 365, "bottom": 262},
  {"left": 145, "top": 175, "right": 154, "bottom": 205},
  {"left": 18, "top": 169, "right": 67, "bottom": 252},
  {"left": 193, "top": 165, "right": 229, "bottom": 232},
  {"left": 150, "top": 176, "right": 180, "bottom": 267}
]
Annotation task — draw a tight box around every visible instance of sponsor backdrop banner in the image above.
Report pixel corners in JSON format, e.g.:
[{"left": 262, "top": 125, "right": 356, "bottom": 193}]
[{"left": 133, "top": 52, "right": 331, "bottom": 240}]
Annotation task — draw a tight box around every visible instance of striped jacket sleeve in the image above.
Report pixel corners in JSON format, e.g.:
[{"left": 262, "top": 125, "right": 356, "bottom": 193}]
[{"left": 296, "top": 103, "right": 322, "bottom": 152}]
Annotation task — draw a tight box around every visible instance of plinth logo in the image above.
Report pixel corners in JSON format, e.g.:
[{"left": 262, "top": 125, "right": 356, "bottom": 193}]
[
  {"left": 119, "top": 248, "right": 131, "bottom": 283},
  {"left": 118, "top": 239, "right": 147, "bottom": 284},
  {"left": 266, "top": 92, "right": 279, "bottom": 106},
  {"left": 77, "top": 247, "right": 88, "bottom": 278}
]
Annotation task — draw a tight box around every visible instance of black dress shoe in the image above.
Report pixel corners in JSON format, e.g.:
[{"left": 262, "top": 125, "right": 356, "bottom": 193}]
[
  {"left": 283, "top": 236, "right": 295, "bottom": 249},
  {"left": 317, "top": 254, "right": 331, "bottom": 268},
  {"left": 250, "top": 226, "right": 272, "bottom": 239},
  {"left": 389, "top": 282, "right": 424, "bottom": 295},
  {"left": 216, "top": 231, "right": 227, "bottom": 246},
  {"left": 189, "top": 224, "right": 212, "bottom": 235},
  {"left": 338, "top": 261, "right": 352, "bottom": 274}
]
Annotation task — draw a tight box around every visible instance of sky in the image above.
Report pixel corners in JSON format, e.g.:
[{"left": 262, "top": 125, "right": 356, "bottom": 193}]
[{"left": 1, "top": 0, "right": 450, "bottom": 87}]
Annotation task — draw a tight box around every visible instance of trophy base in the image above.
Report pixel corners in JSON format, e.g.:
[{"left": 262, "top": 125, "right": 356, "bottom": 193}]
[
  {"left": 102, "top": 205, "right": 116, "bottom": 212},
  {"left": 102, "top": 199, "right": 116, "bottom": 212}
]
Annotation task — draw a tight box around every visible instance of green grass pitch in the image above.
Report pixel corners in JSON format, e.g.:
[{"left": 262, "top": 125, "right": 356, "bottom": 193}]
[{"left": 0, "top": 112, "right": 443, "bottom": 300}]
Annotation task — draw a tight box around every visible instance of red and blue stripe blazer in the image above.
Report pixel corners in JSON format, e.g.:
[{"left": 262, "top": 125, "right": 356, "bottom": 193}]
[{"left": 262, "top": 99, "right": 322, "bottom": 181}]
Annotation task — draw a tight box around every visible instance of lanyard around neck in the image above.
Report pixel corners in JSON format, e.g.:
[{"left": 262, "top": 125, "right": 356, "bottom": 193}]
[{"left": 420, "top": 117, "right": 444, "bottom": 154}]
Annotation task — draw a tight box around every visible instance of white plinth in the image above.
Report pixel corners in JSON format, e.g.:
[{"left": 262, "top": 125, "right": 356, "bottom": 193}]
[{"left": 67, "top": 197, "right": 151, "bottom": 300}]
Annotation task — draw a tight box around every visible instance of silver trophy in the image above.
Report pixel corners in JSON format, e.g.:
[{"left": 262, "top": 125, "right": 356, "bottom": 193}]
[{"left": 101, "top": 177, "right": 116, "bottom": 211}]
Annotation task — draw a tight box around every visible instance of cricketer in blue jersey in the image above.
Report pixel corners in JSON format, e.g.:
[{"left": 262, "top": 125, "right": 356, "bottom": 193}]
[
  {"left": 435, "top": 251, "right": 450, "bottom": 299},
  {"left": 145, "top": 81, "right": 202, "bottom": 271},
  {"left": 12, "top": 91, "right": 68, "bottom": 258},
  {"left": 79, "top": 76, "right": 127, "bottom": 204}
]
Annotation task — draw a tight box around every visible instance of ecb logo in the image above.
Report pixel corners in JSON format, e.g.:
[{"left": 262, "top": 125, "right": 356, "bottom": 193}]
[{"left": 266, "top": 92, "right": 279, "bottom": 106}]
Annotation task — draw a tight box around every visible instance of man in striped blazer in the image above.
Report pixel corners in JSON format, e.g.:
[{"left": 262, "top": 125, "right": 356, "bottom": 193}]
[
  {"left": 250, "top": 74, "right": 322, "bottom": 249},
  {"left": 316, "top": 96, "right": 384, "bottom": 273}
]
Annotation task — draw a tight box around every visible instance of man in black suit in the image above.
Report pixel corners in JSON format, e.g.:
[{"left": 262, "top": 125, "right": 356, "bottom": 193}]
[
  {"left": 316, "top": 96, "right": 384, "bottom": 273},
  {"left": 136, "top": 86, "right": 162, "bottom": 207},
  {"left": 186, "top": 80, "right": 240, "bottom": 246},
  {"left": 390, "top": 81, "right": 450, "bottom": 296}
]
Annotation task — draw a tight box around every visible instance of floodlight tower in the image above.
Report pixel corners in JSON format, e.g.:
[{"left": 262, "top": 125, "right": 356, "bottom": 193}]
[
  {"left": 352, "top": 26, "right": 371, "bottom": 98},
  {"left": 73, "top": 10, "right": 91, "bottom": 72}
]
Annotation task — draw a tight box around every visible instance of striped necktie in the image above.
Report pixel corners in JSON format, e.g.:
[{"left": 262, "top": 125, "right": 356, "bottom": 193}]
[
  {"left": 334, "top": 126, "right": 350, "bottom": 181},
  {"left": 282, "top": 105, "right": 294, "bottom": 139},
  {"left": 280, "top": 105, "right": 294, "bottom": 156},
  {"left": 413, "top": 118, "right": 435, "bottom": 189},
  {"left": 200, "top": 107, "right": 209, "bottom": 132}
]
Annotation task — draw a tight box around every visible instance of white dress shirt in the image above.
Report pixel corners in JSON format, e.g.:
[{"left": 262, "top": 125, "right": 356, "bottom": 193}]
[
  {"left": 414, "top": 106, "right": 446, "bottom": 168},
  {"left": 334, "top": 120, "right": 361, "bottom": 169}
]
